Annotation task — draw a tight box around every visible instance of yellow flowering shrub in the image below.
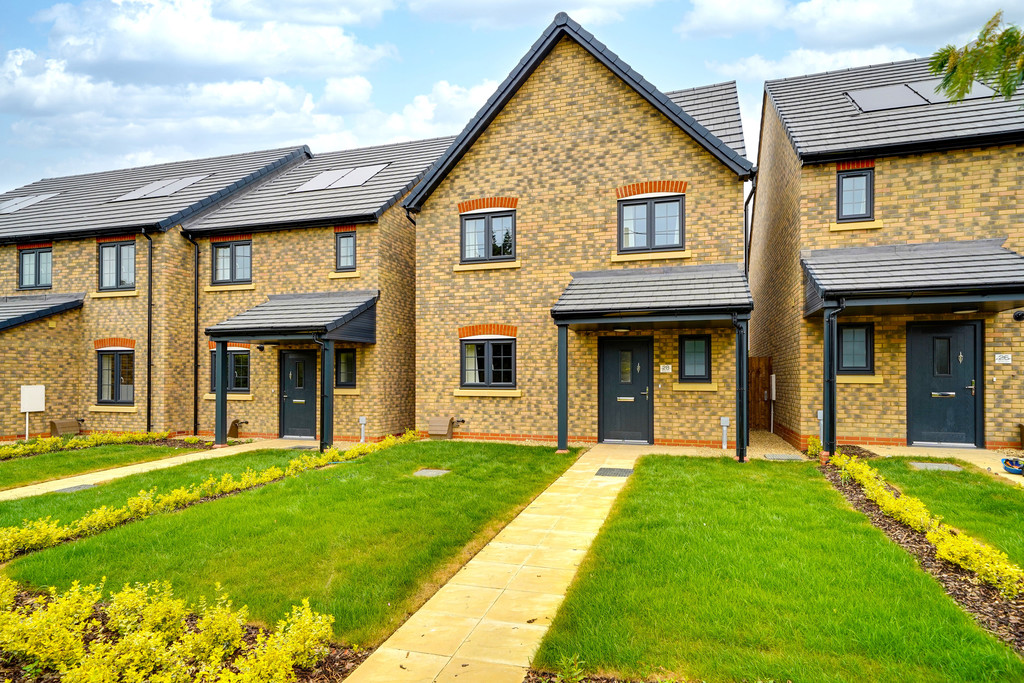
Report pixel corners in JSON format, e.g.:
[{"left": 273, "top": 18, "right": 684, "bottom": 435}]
[
  {"left": 832, "top": 450, "right": 1024, "bottom": 598},
  {"left": 0, "top": 431, "right": 171, "bottom": 462}
]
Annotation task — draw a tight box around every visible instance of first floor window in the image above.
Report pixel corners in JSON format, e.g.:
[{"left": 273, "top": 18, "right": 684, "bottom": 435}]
[
  {"left": 19, "top": 247, "right": 51, "bottom": 289},
  {"left": 462, "top": 339, "right": 515, "bottom": 387},
  {"left": 210, "top": 350, "right": 250, "bottom": 392},
  {"left": 678, "top": 334, "right": 711, "bottom": 382},
  {"left": 99, "top": 241, "right": 135, "bottom": 290},
  {"left": 838, "top": 324, "right": 874, "bottom": 374},
  {"left": 461, "top": 212, "right": 515, "bottom": 262},
  {"left": 98, "top": 350, "right": 134, "bottom": 404},
  {"left": 837, "top": 169, "right": 873, "bottom": 221},
  {"left": 336, "top": 348, "right": 356, "bottom": 387},
  {"left": 619, "top": 196, "right": 684, "bottom": 252},
  {"left": 336, "top": 232, "right": 356, "bottom": 271},
  {"left": 213, "top": 240, "right": 252, "bottom": 284}
]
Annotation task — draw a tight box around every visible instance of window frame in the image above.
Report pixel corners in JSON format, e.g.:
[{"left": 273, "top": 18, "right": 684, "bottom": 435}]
[
  {"left": 18, "top": 247, "right": 52, "bottom": 290},
  {"left": 838, "top": 323, "right": 875, "bottom": 375},
  {"left": 335, "top": 232, "right": 357, "bottom": 272},
  {"left": 211, "top": 240, "right": 253, "bottom": 285},
  {"left": 460, "top": 338, "right": 517, "bottom": 388},
  {"left": 209, "top": 349, "right": 250, "bottom": 393},
  {"left": 459, "top": 211, "right": 516, "bottom": 264},
  {"left": 335, "top": 348, "right": 357, "bottom": 387},
  {"left": 617, "top": 195, "right": 685, "bottom": 254},
  {"left": 836, "top": 169, "right": 874, "bottom": 222},
  {"left": 97, "top": 240, "right": 136, "bottom": 291},
  {"left": 96, "top": 350, "right": 135, "bottom": 405},
  {"left": 677, "top": 334, "right": 712, "bottom": 383}
]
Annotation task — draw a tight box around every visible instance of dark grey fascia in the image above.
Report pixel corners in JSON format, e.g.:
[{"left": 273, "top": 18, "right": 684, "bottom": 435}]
[
  {"left": 800, "top": 131, "right": 1024, "bottom": 165},
  {"left": 186, "top": 214, "right": 378, "bottom": 237},
  {"left": 807, "top": 290, "right": 1024, "bottom": 317}
]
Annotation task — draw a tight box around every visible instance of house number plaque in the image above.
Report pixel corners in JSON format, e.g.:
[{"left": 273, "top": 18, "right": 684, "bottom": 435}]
[{"left": 995, "top": 353, "right": 1012, "bottom": 364}]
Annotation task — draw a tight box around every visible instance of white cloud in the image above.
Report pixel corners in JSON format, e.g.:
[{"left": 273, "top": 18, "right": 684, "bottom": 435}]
[
  {"left": 709, "top": 46, "right": 919, "bottom": 82},
  {"left": 677, "top": 0, "right": 788, "bottom": 38},
  {"left": 214, "top": 0, "right": 395, "bottom": 25},
  {"left": 405, "top": 0, "right": 655, "bottom": 28},
  {"left": 319, "top": 76, "right": 374, "bottom": 114},
  {"left": 377, "top": 79, "right": 497, "bottom": 138}
]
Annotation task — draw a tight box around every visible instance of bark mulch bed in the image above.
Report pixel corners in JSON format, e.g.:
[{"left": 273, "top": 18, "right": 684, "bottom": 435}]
[
  {"left": 836, "top": 444, "right": 879, "bottom": 459},
  {"left": 821, "top": 462, "right": 1024, "bottom": 654}
]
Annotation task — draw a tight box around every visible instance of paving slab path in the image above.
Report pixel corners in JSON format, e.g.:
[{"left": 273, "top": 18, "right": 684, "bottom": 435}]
[{"left": 0, "top": 438, "right": 328, "bottom": 501}]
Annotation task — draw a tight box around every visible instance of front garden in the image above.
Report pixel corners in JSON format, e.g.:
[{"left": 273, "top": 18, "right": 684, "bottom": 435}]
[{"left": 0, "top": 444, "right": 194, "bottom": 491}]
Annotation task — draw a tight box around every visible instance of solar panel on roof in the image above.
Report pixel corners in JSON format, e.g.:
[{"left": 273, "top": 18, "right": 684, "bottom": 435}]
[
  {"left": 291, "top": 164, "right": 388, "bottom": 193},
  {"left": 293, "top": 169, "right": 354, "bottom": 192},
  {"left": 113, "top": 175, "right": 208, "bottom": 202},
  {"left": 847, "top": 84, "right": 928, "bottom": 112},
  {"left": 0, "top": 193, "right": 60, "bottom": 214},
  {"left": 906, "top": 78, "right": 995, "bottom": 104}
]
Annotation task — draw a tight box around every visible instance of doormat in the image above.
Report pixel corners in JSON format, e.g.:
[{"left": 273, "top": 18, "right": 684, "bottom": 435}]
[
  {"left": 596, "top": 467, "right": 633, "bottom": 477},
  {"left": 414, "top": 468, "right": 450, "bottom": 478},
  {"left": 764, "top": 453, "right": 805, "bottom": 461},
  {"left": 53, "top": 484, "right": 97, "bottom": 494},
  {"left": 910, "top": 462, "right": 962, "bottom": 472}
]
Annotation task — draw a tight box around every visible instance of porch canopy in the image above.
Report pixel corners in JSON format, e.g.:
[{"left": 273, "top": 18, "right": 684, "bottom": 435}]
[
  {"left": 205, "top": 290, "right": 378, "bottom": 449},
  {"left": 550, "top": 264, "right": 754, "bottom": 460},
  {"left": 801, "top": 238, "right": 1024, "bottom": 453},
  {"left": 0, "top": 293, "right": 84, "bottom": 331}
]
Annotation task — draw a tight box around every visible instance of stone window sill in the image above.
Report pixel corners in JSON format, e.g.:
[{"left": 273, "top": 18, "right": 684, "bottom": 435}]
[
  {"left": 837, "top": 374, "right": 884, "bottom": 384},
  {"left": 334, "top": 387, "right": 360, "bottom": 396},
  {"left": 328, "top": 271, "right": 361, "bottom": 279},
  {"left": 88, "top": 405, "right": 138, "bottom": 413},
  {"left": 204, "top": 283, "right": 256, "bottom": 292},
  {"left": 202, "top": 393, "right": 254, "bottom": 401},
  {"left": 453, "top": 260, "right": 521, "bottom": 272},
  {"left": 610, "top": 249, "right": 691, "bottom": 263},
  {"left": 453, "top": 388, "right": 522, "bottom": 397},
  {"left": 90, "top": 290, "right": 139, "bottom": 299},
  {"left": 672, "top": 382, "right": 718, "bottom": 392},
  {"left": 829, "top": 219, "right": 884, "bottom": 232}
]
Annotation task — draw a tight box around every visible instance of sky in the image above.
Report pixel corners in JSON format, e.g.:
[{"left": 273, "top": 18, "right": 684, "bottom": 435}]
[{"left": 0, "top": 0, "right": 1016, "bottom": 193}]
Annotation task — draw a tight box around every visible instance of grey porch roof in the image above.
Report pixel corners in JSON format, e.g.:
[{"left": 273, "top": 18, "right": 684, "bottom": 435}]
[
  {"left": 0, "top": 147, "right": 308, "bottom": 244},
  {"left": 406, "top": 13, "right": 752, "bottom": 211},
  {"left": 206, "top": 290, "right": 378, "bottom": 341},
  {"left": 0, "top": 293, "right": 85, "bottom": 332},
  {"left": 551, "top": 264, "right": 752, "bottom": 320},
  {"left": 189, "top": 137, "right": 455, "bottom": 234},
  {"left": 802, "top": 239, "right": 1024, "bottom": 314},
  {"left": 766, "top": 58, "right": 1024, "bottom": 162},
  {"left": 666, "top": 81, "right": 746, "bottom": 157}
]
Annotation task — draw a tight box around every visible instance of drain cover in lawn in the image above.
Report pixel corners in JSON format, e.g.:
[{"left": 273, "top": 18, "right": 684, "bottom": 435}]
[
  {"left": 53, "top": 484, "right": 97, "bottom": 494},
  {"left": 414, "top": 468, "right": 450, "bottom": 477},
  {"left": 764, "top": 453, "right": 805, "bottom": 461},
  {"left": 910, "top": 462, "right": 962, "bottom": 472},
  {"left": 595, "top": 467, "right": 633, "bottom": 477}
]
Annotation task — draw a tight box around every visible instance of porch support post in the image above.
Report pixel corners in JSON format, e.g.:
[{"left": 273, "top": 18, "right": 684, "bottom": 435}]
[
  {"left": 733, "top": 314, "right": 749, "bottom": 462},
  {"left": 214, "top": 340, "right": 228, "bottom": 446},
  {"left": 822, "top": 300, "right": 845, "bottom": 454},
  {"left": 557, "top": 323, "right": 568, "bottom": 452},
  {"left": 320, "top": 339, "right": 334, "bottom": 452}
]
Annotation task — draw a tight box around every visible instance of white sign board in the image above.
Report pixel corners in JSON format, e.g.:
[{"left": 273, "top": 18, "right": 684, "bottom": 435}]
[
  {"left": 20, "top": 385, "right": 45, "bottom": 413},
  {"left": 995, "top": 353, "right": 1012, "bottom": 365},
  {"left": 659, "top": 364, "right": 672, "bottom": 373}
]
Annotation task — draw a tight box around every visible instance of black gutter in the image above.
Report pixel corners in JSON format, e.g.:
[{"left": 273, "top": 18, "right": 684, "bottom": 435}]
[
  {"left": 800, "top": 130, "right": 1024, "bottom": 165},
  {"left": 141, "top": 228, "right": 154, "bottom": 433},
  {"left": 183, "top": 231, "right": 201, "bottom": 436},
  {"left": 0, "top": 227, "right": 148, "bottom": 247},
  {"left": 187, "top": 214, "right": 378, "bottom": 238},
  {"left": 550, "top": 306, "right": 752, "bottom": 321}
]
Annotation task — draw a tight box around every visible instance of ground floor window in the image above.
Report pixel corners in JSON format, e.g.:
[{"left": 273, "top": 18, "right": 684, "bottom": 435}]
[
  {"left": 98, "top": 350, "right": 134, "bottom": 404},
  {"left": 210, "top": 350, "right": 250, "bottom": 392},
  {"left": 838, "top": 323, "right": 874, "bottom": 374},
  {"left": 678, "top": 334, "right": 711, "bottom": 382},
  {"left": 336, "top": 348, "right": 356, "bottom": 387},
  {"left": 461, "top": 339, "right": 515, "bottom": 387}
]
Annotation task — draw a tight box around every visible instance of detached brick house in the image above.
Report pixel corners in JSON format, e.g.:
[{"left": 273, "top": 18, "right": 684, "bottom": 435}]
[
  {"left": 749, "top": 58, "right": 1024, "bottom": 453},
  {"left": 404, "top": 14, "right": 756, "bottom": 458}
]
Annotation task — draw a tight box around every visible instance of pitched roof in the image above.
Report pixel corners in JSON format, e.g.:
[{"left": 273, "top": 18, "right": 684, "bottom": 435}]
[
  {"left": 802, "top": 239, "right": 1024, "bottom": 312},
  {"left": 189, "top": 137, "right": 455, "bottom": 234},
  {"left": 0, "top": 147, "right": 308, "bottom": 244},
  {"left": 0, "top": 293, "right": 85, "bottom": 332},
  {"left": 765, "top": 58, "right": 1024, "bottom": 162},
  {"left": 551, "top": 264, "right": 752, "bottom": 319},
  {"left": 206, "top": 290, "right": 378, "bottom": 339},
  {"left": 406, "top": 13, "right": 753, "bottom": 211},
  {"left": 666, "top": 81, "right": 746, "bottom": 157}
]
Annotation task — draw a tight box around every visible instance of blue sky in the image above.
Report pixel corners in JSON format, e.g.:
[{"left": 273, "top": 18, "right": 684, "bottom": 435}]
[{"left": 0, "top": 0, "right": 1013, "bottom": 192}]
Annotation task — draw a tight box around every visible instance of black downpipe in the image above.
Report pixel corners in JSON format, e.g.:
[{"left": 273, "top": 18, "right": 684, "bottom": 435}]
[
  {"left": 184, "top": 232, "right": 200, "bottom": 435},
  {"left": 141, "top": 229, "right": 154, "bottom": 432},
  {"left": 822, "top": 298, "right": 847, "bottom": 454},
  {"left": 404, "top": 207, "right": 417, "bottom": 226},
  {"left": 743, "top": 174, "right": 757, "bottom": 276}
]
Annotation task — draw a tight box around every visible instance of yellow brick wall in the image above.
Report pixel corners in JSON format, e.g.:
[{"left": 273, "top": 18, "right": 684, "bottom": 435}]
[{"left": 414, "top": 36, "right": 745, "bottom": 444}]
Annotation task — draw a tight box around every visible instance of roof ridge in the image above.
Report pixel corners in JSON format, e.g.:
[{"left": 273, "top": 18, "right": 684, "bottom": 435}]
[
  {"left": 314, "top": 135, "right": 457, "bottom": 157},
  {"left": 764, "top": 57, "right": 928, "bottom": 88}
]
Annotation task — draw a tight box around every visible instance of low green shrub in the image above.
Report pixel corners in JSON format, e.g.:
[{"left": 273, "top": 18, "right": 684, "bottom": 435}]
[
  {"left": 0, "top": 430, "right": 418, "bottom": 564},
  {"left": 832, "top": 450, "right": 1024, "bottom": 598},
  {"left": 0, "top": 580, "right": 333, "bottom": 681},
  {"left": 0, "top": 431, "right": 171, "bottom": 462},
  {"left": 807, "top": 436, "right": 822, "bottom": 457}
]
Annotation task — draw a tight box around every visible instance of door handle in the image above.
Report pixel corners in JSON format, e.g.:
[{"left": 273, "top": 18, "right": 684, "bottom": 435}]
[
  {"left": 640, "top": 386, "right": 649, "bottom": 400},
  {"left": 966, "top": 380, "right": 976, "bottom": 397},
  {"left": 931, "top": 392, "right": 956, "bottom": 398}
]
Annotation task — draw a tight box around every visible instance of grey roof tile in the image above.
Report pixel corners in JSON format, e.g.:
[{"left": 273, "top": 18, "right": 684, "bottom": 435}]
[
  {"left": 206, "top": 290, "right": 378, "bottom": 336},
  {"left": 666, "top": 81, "right": 747, "bottom": 157},
  {"left": 551, "top": 264, "right": 752, "bottom": 318},
  {"left": 0, "top": 293, "right": 85, "bottom": 332},
  {"left": 766, "top": 58, "right": 1024, "bottom": 160},
  {"left": 191, "top": 137, "right": 455, "bottom": 234},
  {"left": 0, "top": 147, "right": 309, "bottom": 243}
]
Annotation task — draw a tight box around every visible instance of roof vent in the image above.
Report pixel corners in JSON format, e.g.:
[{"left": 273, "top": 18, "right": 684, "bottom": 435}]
[
  {"left": 113, "top": 175, "right": 209, "bottom": 202},
  {"left": 292, "top": 164, "right": 388, "bottom": 193},
  {"left": 0, "top": 193, "right": 60, "bottom": 214}
]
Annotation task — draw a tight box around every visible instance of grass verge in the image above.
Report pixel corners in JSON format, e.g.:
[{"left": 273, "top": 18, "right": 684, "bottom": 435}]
[
  {"left": 0, "top": 445, "right": 192, "bottom": 491},
  {"left": 533, "top": 456, "right": 1024, "bottom": 683},
  {"left": 870, "top": 456, "right": 1024, "bottom": 568},
  {"left": 6, "top": 440, "right": 576, "bottom": 646}
]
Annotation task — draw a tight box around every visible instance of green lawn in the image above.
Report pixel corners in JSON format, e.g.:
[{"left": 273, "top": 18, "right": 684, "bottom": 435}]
[
  {"left": 871, "top": 456, "right": 1024, "bottom": 567},
  {"left": 534, "top": 456, "right": 1024, "bottom": 683},
  {"left": 0, "top": 448, "right": 300, "bottom": 528},
  {"left": 5, "top": 441, "right": 575, "bottom": 645},
  {"left": 0, "top": 444, "right": 194, "bottom": 491}
]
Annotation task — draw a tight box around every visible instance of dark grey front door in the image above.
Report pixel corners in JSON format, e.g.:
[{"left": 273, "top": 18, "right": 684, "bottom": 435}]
[
  {"left": 599, "top": 338, "right": 653, "bottom": 443},
  {"left": 281, "top": 351, "right": 317, "bottom": 438},
  {"left": 907, "top": 323, "right": 981, "bottom": 446}
]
